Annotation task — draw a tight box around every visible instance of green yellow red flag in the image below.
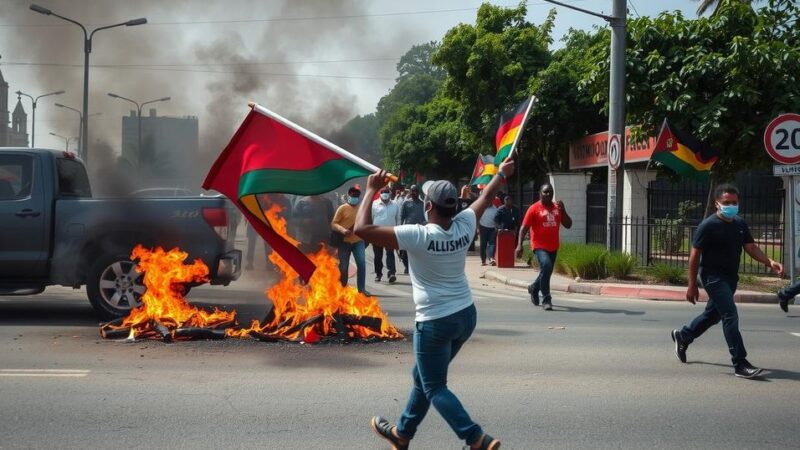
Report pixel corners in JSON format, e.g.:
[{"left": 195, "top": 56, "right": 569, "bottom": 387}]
[
  {"left": 651, "top": 119, "right": 719, "bottom": 182},
  {"left": 495, "top": 96, "right": 534, "bottom": 165}
]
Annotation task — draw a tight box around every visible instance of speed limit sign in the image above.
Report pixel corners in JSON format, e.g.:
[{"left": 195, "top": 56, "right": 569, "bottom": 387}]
[
  {"left": 608, "top": 133, "right": 621, "bottom": 170},
  {"left": 764, "top": 113, "right": 800, "bottom": 164}
]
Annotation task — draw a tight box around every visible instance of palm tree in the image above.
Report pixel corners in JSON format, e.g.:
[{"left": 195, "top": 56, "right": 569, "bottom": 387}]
[{"left": 695, "top": 0, "right": 762, "bottom": 16}]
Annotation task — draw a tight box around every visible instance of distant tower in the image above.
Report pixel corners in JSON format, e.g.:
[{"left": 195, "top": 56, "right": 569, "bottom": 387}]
[
  {"left": 0, "top": 65, "right": 8, "bottom": 146},
  {"left": 12, "top": 95, "right": 28, "bottom": 145}
]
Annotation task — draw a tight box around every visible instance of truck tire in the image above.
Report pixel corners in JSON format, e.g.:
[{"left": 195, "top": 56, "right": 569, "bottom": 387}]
[{"left": 86, "top": 253, "right": 146, "bottom": 319}]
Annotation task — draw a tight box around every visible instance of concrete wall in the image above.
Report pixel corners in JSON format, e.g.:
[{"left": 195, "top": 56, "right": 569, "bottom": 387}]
[
  {"left": 622, "top": 168, "right": 657, "bottom": 260},
  {"left": 548, "top": 172, "right": 591, "bottom": 244}
]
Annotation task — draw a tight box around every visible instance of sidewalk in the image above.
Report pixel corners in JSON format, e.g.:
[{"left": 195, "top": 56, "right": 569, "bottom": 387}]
[{"left": 465, "top": 253, "right": 780, "bottom": 304}]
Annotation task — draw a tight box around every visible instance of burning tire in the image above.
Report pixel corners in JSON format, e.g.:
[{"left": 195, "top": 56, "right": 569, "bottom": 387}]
[{"left": 87, "top": 254, "right": 146, "bottom": 319}]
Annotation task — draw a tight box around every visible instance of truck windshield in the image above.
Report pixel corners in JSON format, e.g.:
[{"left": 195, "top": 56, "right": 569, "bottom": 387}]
[{"left": 56, "top": 158, "right": 92, "bottom": 198}]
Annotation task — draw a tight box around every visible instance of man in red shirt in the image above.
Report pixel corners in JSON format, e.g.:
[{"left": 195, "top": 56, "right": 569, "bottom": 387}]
[{"left": 515, "top": 183, "right": 572, "bottom": 310}]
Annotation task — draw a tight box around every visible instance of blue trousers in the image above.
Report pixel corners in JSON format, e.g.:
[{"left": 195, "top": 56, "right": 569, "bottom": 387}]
[
  {"left": 479, "top": 225, "right": 496, "bottom": 264},
  {"left": 530, "top": 249, "right": 557, "bottom": 300},
  {"left": 680, "top": 274, "right": 747, "bottom": 365},
  {"left": 337, "top": 240, "right": 366, "bottom": 293},
  {"left": 397, "top": 304, "right": 482, "bottom": 445}
]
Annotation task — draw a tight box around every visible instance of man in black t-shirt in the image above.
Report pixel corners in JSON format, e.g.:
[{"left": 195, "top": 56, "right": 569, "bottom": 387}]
[{"left": 671, "top": 184, "right": 783, "bottom": 379}]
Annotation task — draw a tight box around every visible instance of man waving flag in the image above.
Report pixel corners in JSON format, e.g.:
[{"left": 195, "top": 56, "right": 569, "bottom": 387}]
[{"left": 203, "top": 103, "right": 383, "bottom": 282}]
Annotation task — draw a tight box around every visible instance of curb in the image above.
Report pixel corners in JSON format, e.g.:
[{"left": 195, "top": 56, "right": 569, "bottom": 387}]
[{"left": 482, "top": 270, "right": 779, "bottom": 304}]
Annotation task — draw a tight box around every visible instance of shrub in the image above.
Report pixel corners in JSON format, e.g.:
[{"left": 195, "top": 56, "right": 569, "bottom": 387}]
[
  {"left": 649, "top": 263, "right": 686, "bottom": 284},
  {"left": 605, "top": 251, "right": 637, "bottom": 279},
  {"left": 555, "top": 243, "right": 607, "bottom": 279}
]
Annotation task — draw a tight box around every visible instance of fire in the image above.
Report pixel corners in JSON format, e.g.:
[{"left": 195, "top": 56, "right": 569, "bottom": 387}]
[
  {"left": 101, "top": 203, "right": 402, "bottom": 343},
  {"left": 228, "top": 204, "right": 403, "bottom": 342},
  {"left": 100, "top": 246, "right": 235, "bottom": 341}
]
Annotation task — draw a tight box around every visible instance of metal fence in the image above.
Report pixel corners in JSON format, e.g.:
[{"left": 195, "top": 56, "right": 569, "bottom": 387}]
[{"left": 609, "top": 216, "right": 784, "bottom": 275}]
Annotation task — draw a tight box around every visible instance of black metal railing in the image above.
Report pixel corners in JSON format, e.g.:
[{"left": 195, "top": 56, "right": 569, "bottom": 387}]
[{"left": 609, "top": 216, "right": 784, "bottom": 275}]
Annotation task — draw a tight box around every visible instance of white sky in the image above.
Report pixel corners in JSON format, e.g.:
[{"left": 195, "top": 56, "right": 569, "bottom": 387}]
[{"left": 1, "top": 0, "right": 701, "bottom": 152}]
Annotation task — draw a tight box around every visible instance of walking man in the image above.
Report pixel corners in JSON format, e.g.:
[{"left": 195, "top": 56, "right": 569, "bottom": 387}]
[
  {"left": 478, "top": 196, "right": 498, "bottom": 266},
  {"left": 331, "top": 185, "right": 368, "bottom": 295},
  {"left": 671, "top": 184, "right": 782, "bottom": 378},
  {"left": 399, "top": 184, "right": 426, "bottom": 274},
  {"left": 515, "top": 183, "right": 572, "bottom": 311},
  {"left": 372, "top": 186, "right": 401, "bottom": 283},
  {"left": 494, "top": 194, "right": 521, "bottom": 238},
  {"left": 355, "top": 158, "right": 515, "bottom": 450}
]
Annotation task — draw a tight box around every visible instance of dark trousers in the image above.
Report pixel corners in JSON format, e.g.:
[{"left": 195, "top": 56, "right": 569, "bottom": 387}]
[
  {"left": 680, "top": 274, "right": 747, "bottom": 365},
  {"left": 529, "top": 249, "right": 557, "bottom": 301},
  {"left": 778, "top": 278, "right": 800, "bottom": 300},
  {"left": 478, "top": 225, "right": 496, "bottom": 264},
  {"left": 399, "top": 250, "right": 409, "bottom": 272},
  {"left": 396, "top": 304, "right": 482, "bottom": 445},
  {"left": 372, "top": 245, "right": 396, "bottom": 278}
]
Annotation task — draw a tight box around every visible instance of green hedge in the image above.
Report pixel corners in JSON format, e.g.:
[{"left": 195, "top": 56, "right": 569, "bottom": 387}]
[{"left": 517, "top": 242, "right": 637, "bottom": 280}]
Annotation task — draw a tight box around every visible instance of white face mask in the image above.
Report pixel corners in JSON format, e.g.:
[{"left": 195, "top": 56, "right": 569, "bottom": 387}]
[{"left": 380, "top": 192, "right": 391, "bottom": 201}]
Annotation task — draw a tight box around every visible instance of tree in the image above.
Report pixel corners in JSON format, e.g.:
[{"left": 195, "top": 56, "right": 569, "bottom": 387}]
[
  {"left": 396, "top": 41, "right": 446, "bottom": 80},
  {"left": 329, "top": 113, "right": 381, "bottom": 165},
  {"left": 433, "top": 2, "right": 555, "bottom": 146},
  {"left": 582, "top": 0, "right": 800, "bottom": 182},
  {"left": 695, "top": 0, "right": 764, "bottom": 16}
]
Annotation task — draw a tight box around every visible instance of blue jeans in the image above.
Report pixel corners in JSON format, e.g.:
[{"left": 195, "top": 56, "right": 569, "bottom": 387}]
[
  {"left": 337, "top": 240, "right": 366, "bottom": 292},
  {"left": 397, "top": 304, "right": 482, "bottom": 445},
  {"left": 479, "top": 225, "right": 496, "bottom": 264},
  {"left": 530, "top": 249, "right": 557, "bottom": 301},
  {"left": 680, "top": 273, "right": 747, "bottom": 365},
  {"left": 778, "top": 278, "right": 800, "bottom": 300}
]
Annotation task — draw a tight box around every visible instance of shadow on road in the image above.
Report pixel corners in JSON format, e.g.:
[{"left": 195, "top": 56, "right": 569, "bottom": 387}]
[
  {"left": 688, "top": 361, "right": 800, "bottom": 381},
  {"left": 0, "top": 301, "right": 98, "bottom": 326},
  {"left": 551, "top": 305, "right": 645, "bottom": 316}
]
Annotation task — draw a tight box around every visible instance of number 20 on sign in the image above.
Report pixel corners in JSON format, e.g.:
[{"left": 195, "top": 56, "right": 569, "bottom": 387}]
[{"left": 764, "top": 113, "right": 800, "bottom": 164}]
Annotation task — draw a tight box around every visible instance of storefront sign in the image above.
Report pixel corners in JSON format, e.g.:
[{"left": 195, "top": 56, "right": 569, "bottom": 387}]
[{"left": 569, "top": 127, "right": 657, "bottom": 170}]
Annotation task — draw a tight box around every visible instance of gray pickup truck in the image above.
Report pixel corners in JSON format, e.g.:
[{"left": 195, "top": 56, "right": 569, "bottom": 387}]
[{"left": 0, "top": 148, "right": 241, "bottom": 318}]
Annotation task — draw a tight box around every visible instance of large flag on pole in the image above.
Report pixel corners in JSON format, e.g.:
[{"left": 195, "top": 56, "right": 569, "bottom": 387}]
[
  {"left": 495, "top": 96, "right": 535, "bottom": 165},
  {"left": 469, "top": 154, "right": 497, "bottom": 187},
  {"left": 651, "top": 119, "right": 719, "bottom": 182},
  {"left": 202, "top": 103, "right": 379, "bottom": 282}
]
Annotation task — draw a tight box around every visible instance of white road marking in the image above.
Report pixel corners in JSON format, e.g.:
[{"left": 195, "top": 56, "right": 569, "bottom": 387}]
[
  {"left": 791, "top": 333, "right": 800, "bottom": 338},
  {"left": 0, "top": 369, "right": 90, "bottom": 378}
]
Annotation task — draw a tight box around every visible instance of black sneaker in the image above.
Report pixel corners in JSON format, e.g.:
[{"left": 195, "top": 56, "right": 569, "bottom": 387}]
[
  {"left": 527, "top": 284, "right": 540, "bottom": 306},
  {"left": 542, "top": 297, "right": 553, "bottom": 311},
  {"left": 777, "top": 291, "right": 790, "bottom": 313},
  {"left": 388, "top": 275, "right": 397, "bottom": 284},
  {"left": 734, "top": 360, "right": 763, "bottom": 379},
  {"left": 374, "top": 276, "right": 382, "bottom": 282},
  {"left": 370, "top": 416, "right": 409, "bottom": 450},
  {"left": 670, "top": 329, "right": 688, "bottom": 363}
]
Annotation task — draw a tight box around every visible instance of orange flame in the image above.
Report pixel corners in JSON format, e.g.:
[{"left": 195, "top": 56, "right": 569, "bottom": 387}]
[
  {"left": 227, "top": 204, "right": 402, "bottom": 341},
  {"left": 114, "top": 246, "right": 236, "bottom": 338}
]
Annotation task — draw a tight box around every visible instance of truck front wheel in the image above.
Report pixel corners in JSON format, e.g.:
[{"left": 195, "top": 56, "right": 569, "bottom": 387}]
[{"left": 86, "top": 254, "right": 146, "bottom": 319}]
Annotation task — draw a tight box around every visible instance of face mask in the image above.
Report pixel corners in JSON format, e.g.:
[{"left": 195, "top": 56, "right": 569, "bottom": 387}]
[
  {"left": 717, "top": 203, "right": 738, "bottom": 219},
  {"left": 348, "top": 196, "right": 359, "bottom": 205},
  {"left": 380, "top": 192, "right": 390, "bottom": 201}
]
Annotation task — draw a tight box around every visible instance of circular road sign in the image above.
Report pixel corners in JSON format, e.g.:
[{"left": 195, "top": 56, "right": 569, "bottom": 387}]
[
  {"left": 608, "top": 133, "right": 621, "bottom": 170},
  {"left": 764, "top": 113, "right": 800, "bottom": 164}
]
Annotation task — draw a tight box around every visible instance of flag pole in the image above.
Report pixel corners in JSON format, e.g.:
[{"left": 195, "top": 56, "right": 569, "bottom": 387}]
[
  {"left": 248, "top": 102, "right": 396, "bottom": 181},
  {"left": 508, "top": 95, "right": 536, "bottom": 161}
]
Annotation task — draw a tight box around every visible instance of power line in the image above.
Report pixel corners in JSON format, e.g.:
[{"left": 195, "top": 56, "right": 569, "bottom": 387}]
[
  {"left": 1, "top": 57, "right": 399, "bottom": 68},
  {"left": 0, "top": 0, "right": 587, "bottom": 28},
  {"left": 1, "top": 61, "right": 395, "bottom": 81}
]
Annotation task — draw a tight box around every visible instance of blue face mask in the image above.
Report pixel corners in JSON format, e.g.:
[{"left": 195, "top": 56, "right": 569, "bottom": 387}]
[
  {"left": 718, "top": 203, "right": 738, "bottom": 219},
  {"left": 348, "top": 196, "right": 359, "bottom": 206}
]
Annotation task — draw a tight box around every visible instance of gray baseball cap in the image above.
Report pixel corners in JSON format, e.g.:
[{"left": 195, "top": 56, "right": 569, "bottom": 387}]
[{"left": 422, "top": 180, "right": 458, "bottom": 208}]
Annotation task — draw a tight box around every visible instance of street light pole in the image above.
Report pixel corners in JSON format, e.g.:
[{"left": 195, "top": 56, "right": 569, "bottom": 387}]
[
  {"left": 107, "top": 93, "right": 170, "bottom": 168},
  {"left": 54, "top": 102, "right": 82, "bottom": 156},
  {"left": 48, "top": 131, "right": 73, "bottom": 151},
  {"left": 29, "top": 4, "right": 146, "bottom": 166},
  {"left": 15, "top": 89, "right": 64, "bottom": 147},
  {"left": 543, "top": 0, "right": 627, "bottom": 250}
]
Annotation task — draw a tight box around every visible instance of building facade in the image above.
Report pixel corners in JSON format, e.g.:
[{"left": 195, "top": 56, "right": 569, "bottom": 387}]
[{"left": 121, "top": 108, "right": 198, "bottom": 187}]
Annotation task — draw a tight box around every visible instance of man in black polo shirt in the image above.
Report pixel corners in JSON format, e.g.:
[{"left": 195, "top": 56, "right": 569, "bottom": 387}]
[{"left": 671, "top": 184, "right": 783, "bottom": 379}]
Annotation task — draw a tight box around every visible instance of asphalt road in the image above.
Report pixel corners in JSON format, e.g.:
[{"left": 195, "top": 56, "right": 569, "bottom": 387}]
[{"left": 1, "top": 270, "right": 799, "bottom": 449}]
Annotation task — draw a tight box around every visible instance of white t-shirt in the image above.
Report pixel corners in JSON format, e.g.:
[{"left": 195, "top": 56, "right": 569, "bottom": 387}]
[
  {"left": 479, "top": 205, "right": 497, "bottom": 228},
  {"left": 372, "top": 199, "right": 401, "bottom": 226},
  {"left": 394, "top": 208, "right": 476, "bottom": 322}
]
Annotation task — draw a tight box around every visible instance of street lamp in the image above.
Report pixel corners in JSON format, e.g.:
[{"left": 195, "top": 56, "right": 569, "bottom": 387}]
[
  {"left": 49, "top": 131, "right": 77, "bottom": 152},
  {"left": 544, "top": 0, "right": 627, "bottom": 250},
  {"left": 29, "top": 4, "right": 146, "bottom": 166},
  {"left": 15, "top": 89, "right": 64, "bottom": 147},
  {"left": 107, "top": 93, "right": 170, "bottom": 168},
  {"left": 54, "top": 102, "right": 82, "bottom": 156}
]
